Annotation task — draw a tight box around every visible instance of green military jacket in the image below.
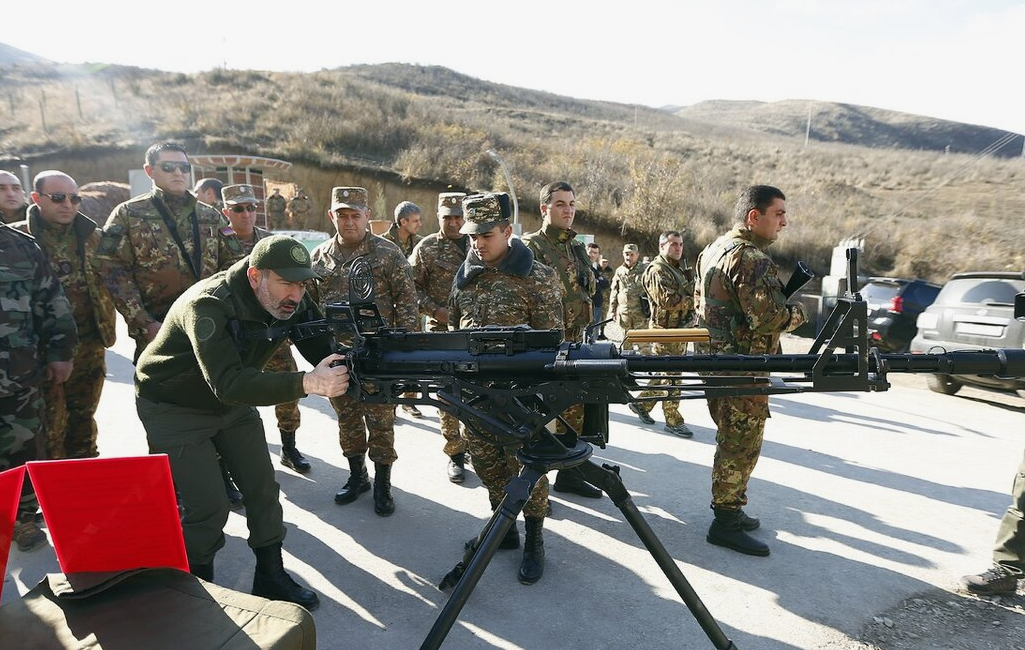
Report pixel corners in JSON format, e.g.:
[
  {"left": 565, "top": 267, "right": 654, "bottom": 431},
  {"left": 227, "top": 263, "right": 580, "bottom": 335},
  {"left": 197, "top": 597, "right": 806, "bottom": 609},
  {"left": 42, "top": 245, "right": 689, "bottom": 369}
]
[
  {"left": 643, "top": 253, "right": 695, "bottom": 329},
  {"left": 382, "top": 223, "right": 423, "bottom": 258},
  {"left": 135, "top": 258, "right": 332, "bottom": 413},
  {"left": 265, "top": 193, "right": 287, "bottom": 216},
  {"left": 310, "top": 233, "right": 418, "bottom": 331},
  {"left": 96, "top": 188, "right": 244, "bottom": 336},
  {"left": 16, "top": 206, "right": 117, "bottom": 347},
  {"left": 522, "top": 223, "right": 594, "bottom": 338},
  {"left": 0, "top": 224, "right": 78, "bottom": 395},
  {"left": 694, "top": 225, "right": 807, "bottom": 356},
  {"left": 448, "top": 238, "right": 563, "bottom": 331},
  {"left": 608, "top": 263, "right": 646, "bottom": 317},
  {"left": 409, "top": 231, "right": 468, "bottom": 331}
]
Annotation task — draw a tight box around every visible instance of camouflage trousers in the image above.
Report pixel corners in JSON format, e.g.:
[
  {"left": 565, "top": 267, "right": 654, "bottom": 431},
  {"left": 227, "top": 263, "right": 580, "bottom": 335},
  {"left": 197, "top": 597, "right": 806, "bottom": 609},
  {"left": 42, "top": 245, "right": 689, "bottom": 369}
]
[
  {"left": 441, "top": 411, "right": 466, "bottom": 456},
  {"left": 268, "top": 211, "right": 288, "bottom": 230},
  {"left": 617, "top": 311, "right": 651, "bottom": 354},
  {"left": 43, "top": 337, "right": 106, "bottom": 459},
  {"left": 707, "top": 395, "right": 770, "bottom": 510},
  {"left": 636, "top": 340, "right": 687, "bottom": 425},
  {"left": 462, "top": 425, "right": 548, "bottom": 520},
  {"left": 263, "top": 343, "right": 300, "bottom": 433},
  {"left": 329, "top": 394, "right": 397, "bottom": 464},
  {"left": 0, "top": 386, "right": 45, "bottom": 517},
  {"left": 993, "top": 445, "right": 1025, "bottom": 570}
]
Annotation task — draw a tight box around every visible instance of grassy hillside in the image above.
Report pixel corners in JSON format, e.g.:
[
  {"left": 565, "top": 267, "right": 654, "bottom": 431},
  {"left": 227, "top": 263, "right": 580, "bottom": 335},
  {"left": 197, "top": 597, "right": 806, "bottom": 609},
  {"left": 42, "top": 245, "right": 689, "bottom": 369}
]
[{"left": 1, "top": 60, "right": 1023, "bottom": 281}]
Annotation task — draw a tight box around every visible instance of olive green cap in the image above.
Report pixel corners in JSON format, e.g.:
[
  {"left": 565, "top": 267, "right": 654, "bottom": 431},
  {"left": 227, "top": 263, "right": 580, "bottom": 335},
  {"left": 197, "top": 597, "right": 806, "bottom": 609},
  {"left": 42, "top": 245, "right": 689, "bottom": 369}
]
[
  {"left": 249, "top": 235, "right": 319, "bottom": 282},
  {"left": 222, "top": 184, "right": 258, "bottom": 205},
  {"left": 438, "top": 192, "right": 466, "bottom": 217},
  {"left": 331, "top": 186, "right": 368, "bottom": 211},
  {"left": 459, "top": 192, "right": 511, "bottom": 234}
]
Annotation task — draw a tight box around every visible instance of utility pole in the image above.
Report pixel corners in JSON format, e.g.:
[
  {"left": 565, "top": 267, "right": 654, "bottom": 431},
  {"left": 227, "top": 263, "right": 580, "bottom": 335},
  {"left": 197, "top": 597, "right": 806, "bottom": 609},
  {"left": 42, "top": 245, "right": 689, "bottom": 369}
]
[{"left": 804, "top": 101, "right": 812, "bottom": 147}]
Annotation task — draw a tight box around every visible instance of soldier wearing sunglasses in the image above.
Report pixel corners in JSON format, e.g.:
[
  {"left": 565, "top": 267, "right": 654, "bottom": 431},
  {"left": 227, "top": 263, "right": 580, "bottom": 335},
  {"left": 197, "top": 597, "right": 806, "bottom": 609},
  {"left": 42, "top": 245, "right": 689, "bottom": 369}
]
[
  {"left": 11, "top": 170, "right": 116, "bottom": 464},
  {"left": 96, "top": 142, "right": 244, "bottom": 361}
]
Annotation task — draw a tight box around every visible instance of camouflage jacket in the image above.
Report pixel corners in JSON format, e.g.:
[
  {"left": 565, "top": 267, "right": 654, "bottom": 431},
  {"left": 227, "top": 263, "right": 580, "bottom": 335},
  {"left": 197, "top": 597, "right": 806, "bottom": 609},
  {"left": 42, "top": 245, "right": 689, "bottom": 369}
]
[
  {"left": 237, "top": 226, "right": 273, "bottom": 255},
  {"left": 95, "top": 188, "right": 244, "bottom": 336},
  {"left": 265, "top": 194, "right": 287, "bottom": 215},
  {"left": 310, "top": 233, "right": 418, "bottom": 331},
  {"left": 694, "top": 225, "right": 807, "bottom": 356},
  {"left": 522, "top": 223, "right": 594, "bottom": 338},
  {"left": 608, "top": 263, "right": 645, "bottom": 316},
  {"left": 0, "top": 223, "right": 78, "bottom": 394},
  {"left": 409, "top": 231, "right": 468, "bottom": 331},
  {"left": 449, "top": 238, "right": 563, "bottom": 332},
  {"left": 382, "top": 223, "right": 423, "bottom": 258},
  {"left": 643, "top": 253, "right": 695, "bottom": 329},
  {"left": 135, "top": 258, "right": 332, "bottom": 413},
  {"left": 14, "top": 206, "right": 117, "bottom": 347},
  {"left": 287, "top": 196, "right": 311, "bottom": 217}
]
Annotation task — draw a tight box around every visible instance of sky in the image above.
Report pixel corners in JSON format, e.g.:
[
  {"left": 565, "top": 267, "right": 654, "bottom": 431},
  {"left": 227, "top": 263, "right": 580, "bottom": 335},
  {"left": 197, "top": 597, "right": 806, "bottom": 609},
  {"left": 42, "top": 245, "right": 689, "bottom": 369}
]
[{"left": 4, "top": 0, "right": 1024, "bottom": 140}]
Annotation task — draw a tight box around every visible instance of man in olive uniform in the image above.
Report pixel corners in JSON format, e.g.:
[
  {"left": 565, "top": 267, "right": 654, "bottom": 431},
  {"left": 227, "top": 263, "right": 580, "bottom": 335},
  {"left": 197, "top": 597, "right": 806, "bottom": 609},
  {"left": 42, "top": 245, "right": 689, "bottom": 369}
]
[
  {"left": 609, "top": 244, "right": 649, "bottom": 352},
  {"left": 961, "top": 447, "right": 1025, "bottom": 594},
  {"left": 629, "top": 231, "right": 696, "bottom": 439},
  {"left": 695, "top": 185, "right": 806, "bottom": 557},
  {"left": 0, "top": 170, "right": 28, "bottom": 224},
  {"left": 522, "top": 181, "right": 600, "bottom": 499},
  {"left": 287, "top": 189, "right": 312, "bottom": 230},
  {"left": 135, "top": 235, "right": 349, "bottom": 610},
  {"left": 0, "top": 221, "right": 77, "bottom": 552},
  {"left": 449, "top": 192, "right": 564, "bottom": 584},
  {"left": 383, "top": 200, "right": 424, "bottom": 257},
  {"left": 96, "top": 142, "right": 244, "bottom": 362},
  {"left": 13, "top": 170, "right": 116, "bottom": 460},
  {"left": 409, "top": 192, "right": 470, "bottom": 482},
  {"left": 311, "top": 187, "right": 419, "bottom": 516},
  {"left": 265, "top": 188, "right": 288, "bottom": 230},
  {"left": 222, "top": 184, "right": 309, "bottom": 474}
]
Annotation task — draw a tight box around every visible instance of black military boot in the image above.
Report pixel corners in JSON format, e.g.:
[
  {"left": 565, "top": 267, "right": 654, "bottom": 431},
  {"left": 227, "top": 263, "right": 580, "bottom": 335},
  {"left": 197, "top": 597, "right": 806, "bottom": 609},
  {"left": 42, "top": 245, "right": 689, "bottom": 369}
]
[
  {"left": 189, "top": 560, "right": 214, "bottom": 582},
  {"left": 553, "top": 467, "right": 602, "bottom": 499},
  {"left": 737, "top": 508, "right": 760, "bottom": 531},
  {"left": 334, "top": 455, "right": 371, "bottom": 504},
  {"left": 447, "top": 452, "right": 466, "bottom": 483},
  {"left": 220, "top": 457, "right": 243, "bottom": 511},
  {"left": 518, "top": 517, "right": 546, "bottom": 585},
  {"left": 279, "top": 430, "right": 311, "bottom": 474},
  {"left": 252, "top": 542, "right": 320, "bottom": 611},
  {"left": 706, "top": 507, "right": 770, "bottom": 557},
  {"left": 373, "top": 462, "right": 395, "bottom": 516}
]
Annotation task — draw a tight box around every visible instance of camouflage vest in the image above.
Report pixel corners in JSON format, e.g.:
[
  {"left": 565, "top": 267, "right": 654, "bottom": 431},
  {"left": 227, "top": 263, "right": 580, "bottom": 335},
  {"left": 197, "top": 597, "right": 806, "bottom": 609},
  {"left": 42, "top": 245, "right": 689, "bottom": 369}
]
[{"left": 522, "top": 224, "right": 594, "bottom": 336}]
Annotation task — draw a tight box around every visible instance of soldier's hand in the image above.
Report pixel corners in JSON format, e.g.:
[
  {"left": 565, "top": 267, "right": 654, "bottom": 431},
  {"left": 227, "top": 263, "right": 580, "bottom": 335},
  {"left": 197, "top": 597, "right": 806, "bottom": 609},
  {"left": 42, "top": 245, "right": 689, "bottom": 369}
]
[
  {"left": 144, "top": 321, "right": 162, "bottom": 342},
  {"left": 434, "top": 307, "right": 449, "bottom": 325},
  {"left": 47, "top": 361, "right": 74, "bottom": 384},
  {"left": 303, "top": 354, "right": 349, "bottom": 397}
]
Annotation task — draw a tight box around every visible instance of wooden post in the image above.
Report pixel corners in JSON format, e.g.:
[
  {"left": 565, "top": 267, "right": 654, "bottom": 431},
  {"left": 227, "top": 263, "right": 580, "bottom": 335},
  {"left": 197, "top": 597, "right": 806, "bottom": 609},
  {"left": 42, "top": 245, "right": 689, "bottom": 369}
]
[
  {"left": 39, "top": 90, "right": 47, "bottom": 133},
  {"left": 76, "top": 86, "right": 83, "bottom": 120}
]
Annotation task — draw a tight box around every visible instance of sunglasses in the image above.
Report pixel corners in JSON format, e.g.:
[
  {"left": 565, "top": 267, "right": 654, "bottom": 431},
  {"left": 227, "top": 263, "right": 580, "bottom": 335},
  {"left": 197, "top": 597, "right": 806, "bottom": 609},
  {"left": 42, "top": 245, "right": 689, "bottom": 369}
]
[
  {"left": 157, "top": 161, "right": 192, "bottom": 174},
  {"left": 231, "top": 204, "right": 258, "bottom": 213},
  {"left": 41, "top": 192, "right": 83, "bottom": 205}
]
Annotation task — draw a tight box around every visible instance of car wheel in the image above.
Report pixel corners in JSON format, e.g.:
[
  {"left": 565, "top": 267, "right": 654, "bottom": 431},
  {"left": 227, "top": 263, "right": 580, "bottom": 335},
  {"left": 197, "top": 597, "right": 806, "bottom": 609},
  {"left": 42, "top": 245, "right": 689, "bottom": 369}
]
[{"left": 927, "top": 373, "right": 962, "bottom": 395}]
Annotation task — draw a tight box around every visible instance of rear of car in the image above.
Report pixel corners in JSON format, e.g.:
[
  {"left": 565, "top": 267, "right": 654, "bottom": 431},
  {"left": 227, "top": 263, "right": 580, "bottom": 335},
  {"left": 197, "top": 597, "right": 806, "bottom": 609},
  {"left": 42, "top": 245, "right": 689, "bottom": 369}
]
[
  {"left": 910, "top": 272, "right": 1025, "bottom": 395},
  {"left": 863, "top": 278, "right": 941, "bottom": 352}
]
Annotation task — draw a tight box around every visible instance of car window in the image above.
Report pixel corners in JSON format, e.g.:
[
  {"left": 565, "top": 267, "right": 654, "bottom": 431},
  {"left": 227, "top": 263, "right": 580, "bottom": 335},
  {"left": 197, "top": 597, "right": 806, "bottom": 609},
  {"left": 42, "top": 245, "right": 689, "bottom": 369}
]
[
  {"left": 935, "top": 278, "right": 1025, "bottom": 306},
  {"left": 903, "top": 283, "right": 940, "bottom": 304},
  {"left": 861, "top": 282, "right": 901, "bottom": 305}
]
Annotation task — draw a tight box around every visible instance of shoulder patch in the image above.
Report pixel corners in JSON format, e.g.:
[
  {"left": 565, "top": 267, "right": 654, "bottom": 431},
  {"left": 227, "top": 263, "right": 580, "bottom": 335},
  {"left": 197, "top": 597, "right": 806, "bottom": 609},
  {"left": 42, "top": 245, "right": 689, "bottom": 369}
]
[
  {"left": 220, "top": 226, "right": 236, "bottom": 236},
  {"left": 195, "top": 316, "right": 217, "bottom": 342}
]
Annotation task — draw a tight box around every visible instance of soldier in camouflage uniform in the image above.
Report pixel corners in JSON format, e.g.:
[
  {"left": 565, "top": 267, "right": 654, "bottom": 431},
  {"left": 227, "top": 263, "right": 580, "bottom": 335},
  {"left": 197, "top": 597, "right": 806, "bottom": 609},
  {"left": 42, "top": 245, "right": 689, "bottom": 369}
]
[
  {"left": 13, "top": 171, "right": 116, "bottom": 460},
  {"left": 409, "top": 192, "right": 470, "bottom": 482},
  {"left": 0, "top": 170, "right": 28, "bottom": 225},
  {"left": 695, "top": 185, "right": 807, "bottom": 557},
  {"left": 449, "top": 192, "right": 563, "bottom": 585},
  {"left": 311, "top": 187, "right": 419, "bottom": 516},
  {"left": 222, "top": 185, "right": 309, "bottom": 474},
  {"left": 287, "top": 190, "right": 312, "bottom": 230},
  {"left": 0, "top": 221, "right": 78, "bottom": 552},
  {"left": 95, "top": 142, "right": 244, "bottom": 362},
  {"left": 384, "top": 200, "right": 426, "bottom": 419},
  {"left": 522, "top": 181, "right": 601, "bottom": 499},
  {"left": 629, "top": 231, "right": 696, "bottom": 439},
  {"left": 609, "top": 243, "right": 649, "bottom": 352},
  {"left": 265, "top": 188, "right": 288, "bottom": 230}
]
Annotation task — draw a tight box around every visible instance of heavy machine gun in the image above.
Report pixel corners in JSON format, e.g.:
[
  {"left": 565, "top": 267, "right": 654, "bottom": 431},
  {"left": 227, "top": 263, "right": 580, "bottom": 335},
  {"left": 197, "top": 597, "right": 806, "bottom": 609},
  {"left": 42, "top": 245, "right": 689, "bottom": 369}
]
[{"left": 288, "top": 250, "right": 1025, "bottom": 650}]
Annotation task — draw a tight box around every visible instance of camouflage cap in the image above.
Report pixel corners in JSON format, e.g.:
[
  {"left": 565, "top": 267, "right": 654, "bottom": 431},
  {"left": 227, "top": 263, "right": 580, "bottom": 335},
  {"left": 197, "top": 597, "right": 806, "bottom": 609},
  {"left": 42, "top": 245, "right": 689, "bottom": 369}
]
[
  {"left": 438, "top": 192, "right": 466, "bottom": 217},
  {"left": 623, "top": 243, "right": 639, "bottom": 253},
  {"left": 249, "top": 235, "right": 319, "bottom": 282},
  {"left": 331, "top": 187, "right": 368, "bottom": 211},
  {"left": 459, "top": 192, "right": 512, "bottom": 235},
  {"left": 222, "top": 184, "right": 258, "bottom": 205}
]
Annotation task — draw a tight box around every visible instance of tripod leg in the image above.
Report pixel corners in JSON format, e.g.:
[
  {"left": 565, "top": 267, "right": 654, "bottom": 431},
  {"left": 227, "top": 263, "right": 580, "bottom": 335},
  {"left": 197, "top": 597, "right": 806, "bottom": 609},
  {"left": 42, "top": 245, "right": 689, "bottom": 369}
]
[
  {"left": 577, "top": 461, "right": 739, "bottom": 650},
  {"left": 421, "top": 466, "right": 547, "bottom": 650}
]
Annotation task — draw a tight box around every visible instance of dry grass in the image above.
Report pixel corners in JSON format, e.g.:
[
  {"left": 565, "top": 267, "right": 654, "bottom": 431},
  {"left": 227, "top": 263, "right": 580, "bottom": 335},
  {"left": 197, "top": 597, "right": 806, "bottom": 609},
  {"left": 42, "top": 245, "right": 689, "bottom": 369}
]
[{"left": 1, "top": 62, "right": 1022, "bottom": 281}]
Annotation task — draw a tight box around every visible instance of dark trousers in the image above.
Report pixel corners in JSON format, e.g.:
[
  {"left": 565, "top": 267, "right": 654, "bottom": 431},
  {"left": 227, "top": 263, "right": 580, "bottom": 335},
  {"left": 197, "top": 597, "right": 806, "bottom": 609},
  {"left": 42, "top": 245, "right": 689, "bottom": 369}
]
[{"left": 994, "top": 445, "right": 1025, "bottom": 573}]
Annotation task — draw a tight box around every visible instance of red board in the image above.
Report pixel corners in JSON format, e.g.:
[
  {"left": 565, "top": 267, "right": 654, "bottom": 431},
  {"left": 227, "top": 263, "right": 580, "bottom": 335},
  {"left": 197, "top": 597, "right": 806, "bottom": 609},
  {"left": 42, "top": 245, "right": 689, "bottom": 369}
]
[
  {"left": 0, "top": 466, "right": 26, "bottom": 600},
  {"left": 26, "top": 456, "right": 188, "bottom": 574}
]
